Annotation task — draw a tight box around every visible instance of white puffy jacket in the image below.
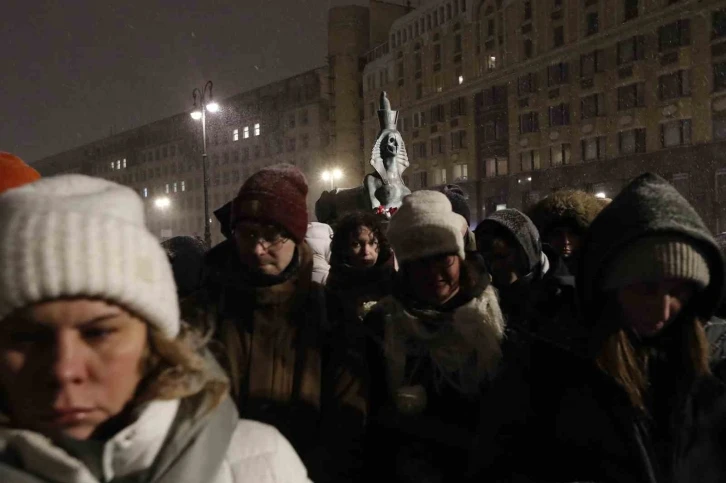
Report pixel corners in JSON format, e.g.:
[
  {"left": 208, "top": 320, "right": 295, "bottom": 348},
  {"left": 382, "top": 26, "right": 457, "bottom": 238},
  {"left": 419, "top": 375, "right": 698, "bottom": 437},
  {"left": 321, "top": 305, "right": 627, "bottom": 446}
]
[
  {"left": 305, "top": 222, "right": 333, "bottom": 285},
  {"left": 0, "top": 399, "right": 311, "bottom": 483}
]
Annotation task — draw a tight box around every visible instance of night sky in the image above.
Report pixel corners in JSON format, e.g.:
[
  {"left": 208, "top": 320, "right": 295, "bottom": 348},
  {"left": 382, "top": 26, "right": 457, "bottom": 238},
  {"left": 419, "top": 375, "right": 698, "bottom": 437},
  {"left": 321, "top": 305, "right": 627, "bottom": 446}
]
[{"left": 1, "top": 0, "right": 366, "bottom": 163}]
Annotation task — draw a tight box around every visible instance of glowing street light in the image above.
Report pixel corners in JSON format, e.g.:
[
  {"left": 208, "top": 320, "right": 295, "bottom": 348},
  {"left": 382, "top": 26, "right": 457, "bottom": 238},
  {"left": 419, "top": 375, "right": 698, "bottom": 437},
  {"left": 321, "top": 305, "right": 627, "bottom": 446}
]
[
  {"left": 190, "top": 80, "right": 220, "bottom": 248},
  {"left": 154, "top": 196, "right": 171, "bottom": 209},
  {"left": 321, "top": 168, "right": 343, "bottom": 190},
  {"left": 595, "top": 192, "right": 607, "bottom": 199}
]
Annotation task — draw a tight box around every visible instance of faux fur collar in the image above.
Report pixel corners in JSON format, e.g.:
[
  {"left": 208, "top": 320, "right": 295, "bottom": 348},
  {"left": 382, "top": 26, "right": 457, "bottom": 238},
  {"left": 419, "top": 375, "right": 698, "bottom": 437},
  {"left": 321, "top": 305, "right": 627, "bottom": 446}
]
[{"left": 379, "top": 285, "right": 505, "bottom": 396}]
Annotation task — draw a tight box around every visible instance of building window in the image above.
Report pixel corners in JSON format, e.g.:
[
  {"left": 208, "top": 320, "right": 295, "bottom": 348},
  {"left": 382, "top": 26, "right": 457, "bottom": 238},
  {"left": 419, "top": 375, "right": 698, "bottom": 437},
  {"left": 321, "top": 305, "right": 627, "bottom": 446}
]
[
  {"left": 143, "top": 188, "right": 148, "bottom": 198},
  {"left": 547, "top": 62, "right": 569, "bottom": 87},
  {"left": 519, "top": 112, "right": 540, "bottom": 134},
  {"left": 458, "top": 74, "right": 464, "bottom": 85},
  {"left": 416, "top": 83, "right": 423, "bottom": 100},
  {"left": 234, "top": 129, "right": 240, "bottom": 141},
  {"left": 619, "top": 128, "right": 646, "bottom": 154},
  {"left": 434, "top": 43, "right": 442, "bottom": 71},
  {"left": 617, "top": 35, "right": 645, "bottom": 64},
  {"left": 451, "top": 130, "right": 467, "bottom": 150},
  {"left": 550, "top": 144, "right": 571, "bottom": 167},
  {"left": 586, "top": 12, "right": 599, "bottom": 36},
  {"left": 661, "top": 119, "right": 692, "bottom": 147},
  {"left": 624, "top": 0, "right": 639, "bottom": 21},
  {"left": 302, "top": 134, "right": 309, "bottom": 149},
  {"left": 672, "top": 173, "right": 690, "bottom": 198},
  {"left": 431, "top": 136, "right": 445, "bottom": 154},
  {"left": 524, "top": 1, "right": 532, "bottom": 21},
  {"left": 484, "top": 120, "right": 507, "bottom": 143},
  {"left": 165, "top": 184, "right": 170, "bottom": 194},
  {"left": 413, "top": 142, "right": 427, "bottom": 159},
  {"left": 520, "top": 150, "right": 541, "bottom": 172},
  {"left": 523, "top": 39, "right": 533, "bottom": 59},
  {"left": 414, "top": 48, "right": 422, "bottom": 76},
  {"left": 436, "top": 167, "right": 447, "bottom": 185},
  {"left": 451, "top": 96, "right": 467, "bottom": 116},
  {"left": 485, "top": 157, "right": 508, "bottom": 177},
  {"left": 482, "top": 86, "right": 505, "bottom": 108},
  {"left": 658, "top": 70, "right": 690, "bottom": 100},
  {"left": 518, "top": 73, "right": 537, "bottom": 96},
  {"left": 414, "top": 171, "right": 428, "bottom": 189},
  {"left": 181, "top": 181, "right": 186, "bottom": 192},
  {"left": 549, "top": 103, "right": 571, "bottom": 127},
  {"left": 431, "top": 104, "right": 446, "bottom": 123},
  {"left": 487, "top": 55, "right": 497, "bottom": 70},
  {"left": 553, "top": 25, "right": 564, "bottom": 48},
  {"left": 581, "top": 93, "right": 605, "bottom": 119},
  {"left": 714, "top": 9, "right": 726, "bottom": 39},
  {"left": 580, "top": 50, "right": 602, "bottom": 78},
  {"left": 453, "top": 163, "right": 468, "bottom": 180},
  {"left": 582, "top": 136, "right": 606, "bottom": 161},
  {"left": 116, "top": 160, "right": 121, "bottom": 170},
  {"left": 714, "top": 112, "right": 726, "bottom": 140},
  {"left": 123, "top": 158, "right": 127, "bottom": 169},
  {"left": 715, "top": 62, "right": 726, "bottom": 92},
  {"left": 173, "top": 182, "right": 178, "bottom": 193},
  {"left": 454, "top": 33, "right": 462, "bottom": 54},
  {"left": 659, "top": 19, "right": 690, "bottom": 51},
  {"left": 243, "top": 126, "right": 250, "bottom": 139},
  {"left": 254, "top": 123, "right": 261, "bottom": 136},
  {"left": 618, "top": 82, "right": 646, "bottom": 110}
]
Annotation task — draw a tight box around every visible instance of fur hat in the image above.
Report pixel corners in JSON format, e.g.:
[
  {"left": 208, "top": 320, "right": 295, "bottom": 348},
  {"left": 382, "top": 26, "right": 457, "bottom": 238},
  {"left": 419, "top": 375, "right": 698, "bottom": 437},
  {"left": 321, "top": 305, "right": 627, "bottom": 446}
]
[
  {"left": 0, "top": 175, "right": 180, "bottom": 338},
  {"left": 0, "top": 152, "right": 41, "bottom": 194},
  {"left": 231, "top": 164, "right": 308, "bottom": 243},
  {"left": 436, "top": 184, "right": 471, "bottom": 226},
  {"left": 387, "top": 191, "right": 467, "bottom": 264},
  {"left": 529, "top": 190, "right": 605, "bottom": 237}
]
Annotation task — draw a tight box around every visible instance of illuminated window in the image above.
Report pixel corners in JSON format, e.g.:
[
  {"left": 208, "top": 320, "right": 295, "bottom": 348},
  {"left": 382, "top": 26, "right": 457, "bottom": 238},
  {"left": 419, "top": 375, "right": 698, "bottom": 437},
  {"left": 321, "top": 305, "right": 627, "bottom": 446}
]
[
  {"left": 143, "top": 188, "right": 148, "bottom": 198},
  {"left": 243, "top": 126, "right": 250, "bottom": 139},
  {"left": 233, "top": 129, "right": 239, "bottom": 141},
  {"left": 458, "top": 75, "right": 464, "bottom": 85},
  {"left": 173, "top": 182, "right": 178, "bottom": 193},
  {"left": 122, "top": 158, "right": 127, "bottom": 169},
  {"left": 165, "top": 184, "right": 170, "bottom": 194},
  {"left": 254, "top": 123, "right": 261, "bottom": 136},
  {"left": 110, "top": 162, "right": 115, "bottom": 170},
  {"left": 116, "top": 160, "right": 121, "bottom": 170},
  {"left": 181, "top": 181, "right": 186, "bottom": 192}
]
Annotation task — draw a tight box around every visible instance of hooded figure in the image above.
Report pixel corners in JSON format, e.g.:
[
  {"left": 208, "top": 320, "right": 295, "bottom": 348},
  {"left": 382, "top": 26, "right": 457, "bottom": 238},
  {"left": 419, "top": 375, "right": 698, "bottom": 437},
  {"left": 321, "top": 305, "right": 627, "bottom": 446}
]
[
  {"left": 305, "top": 222, "right": 334, "bottom": 285},
  {"left": 0, "top": 175, "right": 309, "bottom": 483},
  {"left": 363, "top": 191, "right": 505, "bottom": 483},
  {"left": 200, "top": 165, "right": 365, "bottom": 483},
  {"left": 471, "top": 173, "right": 726, "bottom": 483},
  {"left": 528, "top": 189, "right": 605, "bottom": 273}
]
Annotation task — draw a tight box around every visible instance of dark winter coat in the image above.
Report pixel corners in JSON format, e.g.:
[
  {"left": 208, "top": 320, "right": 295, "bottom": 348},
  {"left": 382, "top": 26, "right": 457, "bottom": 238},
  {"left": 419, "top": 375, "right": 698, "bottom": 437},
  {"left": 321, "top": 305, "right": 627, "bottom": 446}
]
[
  {"left": 528, "top": 189, "right": 605, "bottom": 239},
  {"left": 470, "top": 173, "right": 726, "bottom": 483},
  {"left": 362, "top": 264, "right": 506, "bottom": 483},
  {"left": 199, "top": 239, "right": 366, "bottom": 483},
  {"left": 476, "top": 210, "right": 579, "bottom": 343},
  {"left": 326, "top": 248, "right": 396, "bottom": 326}
]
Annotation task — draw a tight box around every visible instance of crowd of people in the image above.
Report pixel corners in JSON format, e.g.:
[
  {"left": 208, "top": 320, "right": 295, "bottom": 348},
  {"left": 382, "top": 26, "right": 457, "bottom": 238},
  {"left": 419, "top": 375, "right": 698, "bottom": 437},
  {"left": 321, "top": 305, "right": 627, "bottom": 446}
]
[{"left": 1, "top": 152, "right": 726, "bottom": 482}]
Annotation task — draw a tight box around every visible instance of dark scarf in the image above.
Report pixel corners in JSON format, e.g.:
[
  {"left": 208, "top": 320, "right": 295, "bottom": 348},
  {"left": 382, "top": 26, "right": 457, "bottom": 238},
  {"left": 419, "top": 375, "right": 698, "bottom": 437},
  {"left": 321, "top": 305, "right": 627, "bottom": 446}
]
[{"left": 328, "top": 249, "right": 394, "bottom": 292}]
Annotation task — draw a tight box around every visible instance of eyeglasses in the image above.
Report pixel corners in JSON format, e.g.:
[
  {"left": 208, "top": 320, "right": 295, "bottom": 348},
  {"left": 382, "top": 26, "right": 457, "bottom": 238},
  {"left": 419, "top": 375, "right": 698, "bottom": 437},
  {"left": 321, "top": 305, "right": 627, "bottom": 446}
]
[{"left": 233, "top": 224, "right": 289, "bottom": 250}]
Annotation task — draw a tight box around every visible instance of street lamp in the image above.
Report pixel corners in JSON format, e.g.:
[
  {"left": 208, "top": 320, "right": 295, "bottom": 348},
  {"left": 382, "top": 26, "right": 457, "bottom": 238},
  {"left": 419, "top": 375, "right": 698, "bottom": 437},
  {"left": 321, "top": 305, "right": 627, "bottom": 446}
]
[
  {"left": 321, "top": 168, "right": 343, "bottom": 191},
  {"left": 191, "top": 80, "right": 219, "bottom": 248},
  {"left": 154, "top": 196, "right": 171, "bottom": 210}
]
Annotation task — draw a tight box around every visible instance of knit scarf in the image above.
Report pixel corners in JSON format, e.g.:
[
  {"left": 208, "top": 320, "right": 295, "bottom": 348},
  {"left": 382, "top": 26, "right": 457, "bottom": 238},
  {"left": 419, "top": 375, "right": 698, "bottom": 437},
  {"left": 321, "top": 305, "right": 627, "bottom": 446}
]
[{"left": 378, "top": 283, "right": 505, "bottom": 397}]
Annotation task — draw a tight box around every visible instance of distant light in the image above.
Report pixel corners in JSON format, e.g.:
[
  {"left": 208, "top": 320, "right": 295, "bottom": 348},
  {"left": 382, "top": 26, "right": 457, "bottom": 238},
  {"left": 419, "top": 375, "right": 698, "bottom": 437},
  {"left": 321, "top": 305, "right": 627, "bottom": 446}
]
[
  {"left": 496, "top": 204, "right": 507, "bottom": 211},
  {"left": 206, "top": 102, "right": 220, "bottom": 113},
  {"left": 595, "top": 192, "right": 607, "bottom": 199},
  {"left": 321, "top": 170, "right": 331, "bottom": 181},
  {"left": 332, "top": 168, "right": 343, "bottom": 180},
  {"left": 458, "top": 75, "right": 464, "bottom": 85},
  {"left": 190, "top": 110, "right": 202, "bottom": 120},
  {"left": 527, "top": 177, "right": 532, "bottom": 182},
  {"left": 154, "top": 197, "right": 171, "bottom": 209}
]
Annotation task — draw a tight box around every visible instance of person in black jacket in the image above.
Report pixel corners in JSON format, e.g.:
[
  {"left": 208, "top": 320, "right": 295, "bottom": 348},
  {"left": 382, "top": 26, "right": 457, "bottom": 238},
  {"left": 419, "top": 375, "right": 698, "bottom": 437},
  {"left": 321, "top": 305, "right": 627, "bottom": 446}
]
[
  {"left": 470, "top": 173, "right": 726, "bottom": 483},
  {"left": 363, "top": 191, "right": 505, "bottom": 483},
  {"left": 327, "top": 211, "right": 396, "bottom": 324}
]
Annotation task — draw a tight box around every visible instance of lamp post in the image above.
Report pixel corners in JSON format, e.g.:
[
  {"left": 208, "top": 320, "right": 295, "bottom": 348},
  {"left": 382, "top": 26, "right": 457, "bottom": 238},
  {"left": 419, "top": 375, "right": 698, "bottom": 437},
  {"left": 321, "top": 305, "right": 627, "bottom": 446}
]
[
  {"left": 191, "top": 81, "right": 220, "bottom": 248},
  {"left": 321, "top": 168, "right": 343, "bottom": 191}
]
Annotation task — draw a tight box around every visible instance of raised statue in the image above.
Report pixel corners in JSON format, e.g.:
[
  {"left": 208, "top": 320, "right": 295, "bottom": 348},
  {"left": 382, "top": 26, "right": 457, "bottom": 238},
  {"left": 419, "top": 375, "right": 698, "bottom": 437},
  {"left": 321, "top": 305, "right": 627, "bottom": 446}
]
[
  {"left": 364, "top": 92, "right": 411, "bottom": 213},
  {"left": 315, "top": 91, "right": 412, "bottom": 223}
]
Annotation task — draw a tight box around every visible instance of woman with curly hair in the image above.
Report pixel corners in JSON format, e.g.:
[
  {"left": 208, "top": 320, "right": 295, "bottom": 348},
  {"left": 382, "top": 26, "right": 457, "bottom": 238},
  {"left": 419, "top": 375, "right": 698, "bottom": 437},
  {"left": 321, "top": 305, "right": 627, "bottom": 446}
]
[
  {"left": 327, "top": 211, "right": 396, "bottom": 323},
  {"left": 0, "top": 175, "right": 308, "bottom": 483}
]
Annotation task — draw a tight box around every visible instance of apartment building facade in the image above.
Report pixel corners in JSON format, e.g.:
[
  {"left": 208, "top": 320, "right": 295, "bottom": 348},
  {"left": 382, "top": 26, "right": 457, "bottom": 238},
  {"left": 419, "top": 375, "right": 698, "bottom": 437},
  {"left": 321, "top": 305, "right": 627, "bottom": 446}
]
[{"left": 363, "top": 0, "right": 726, "bottom": 232}]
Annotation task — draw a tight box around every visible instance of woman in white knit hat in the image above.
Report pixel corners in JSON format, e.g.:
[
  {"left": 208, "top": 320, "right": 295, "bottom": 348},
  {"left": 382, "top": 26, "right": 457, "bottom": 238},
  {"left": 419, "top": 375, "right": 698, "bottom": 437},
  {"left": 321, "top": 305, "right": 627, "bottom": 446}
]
[
  {"left": 361, "top": 190, "right": 505, "bottom": 483},
  {"left": 0, "top": 175, "right": 309, "bottom": 483}
]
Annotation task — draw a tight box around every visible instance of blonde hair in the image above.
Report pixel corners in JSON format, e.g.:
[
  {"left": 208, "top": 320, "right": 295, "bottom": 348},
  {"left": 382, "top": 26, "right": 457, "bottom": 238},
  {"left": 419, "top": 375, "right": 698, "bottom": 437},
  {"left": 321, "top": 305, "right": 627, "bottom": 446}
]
[
  {"left": 595, "top": 312, "right": 710, "bottom": 412},
  {"left": 134, "top": 323, "right": 228, "bottom": 409}
]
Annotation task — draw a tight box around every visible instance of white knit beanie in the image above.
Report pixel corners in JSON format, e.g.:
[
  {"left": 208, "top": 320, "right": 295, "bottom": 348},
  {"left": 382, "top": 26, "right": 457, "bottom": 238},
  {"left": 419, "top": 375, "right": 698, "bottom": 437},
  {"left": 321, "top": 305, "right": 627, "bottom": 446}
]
[
  {"left": 387, "top": 191, "right": 468, "bottom": 264},
  {"left": 0, "top": 175, "right": 180, "bottom": 338}
]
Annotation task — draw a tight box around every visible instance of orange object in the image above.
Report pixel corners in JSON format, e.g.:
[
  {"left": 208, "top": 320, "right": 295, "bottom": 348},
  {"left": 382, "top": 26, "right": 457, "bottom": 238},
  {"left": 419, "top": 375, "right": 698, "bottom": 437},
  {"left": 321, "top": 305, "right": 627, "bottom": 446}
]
[{"left": 0, "top": 152, "right": 41, "bottom": 194}]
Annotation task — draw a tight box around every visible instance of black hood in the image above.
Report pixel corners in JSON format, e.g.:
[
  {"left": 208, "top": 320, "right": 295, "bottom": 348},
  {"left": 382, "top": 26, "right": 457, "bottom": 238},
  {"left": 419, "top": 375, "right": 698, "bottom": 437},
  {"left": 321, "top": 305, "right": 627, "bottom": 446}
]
[
  {"left": 214, "top": 201, "right": 233, "bottom": 240},
  {"left": 578, "top": 173, "right": 725, "bottom": 323},
  {"left": 476, "top": 208, "right": 543, "bottom": 276}
]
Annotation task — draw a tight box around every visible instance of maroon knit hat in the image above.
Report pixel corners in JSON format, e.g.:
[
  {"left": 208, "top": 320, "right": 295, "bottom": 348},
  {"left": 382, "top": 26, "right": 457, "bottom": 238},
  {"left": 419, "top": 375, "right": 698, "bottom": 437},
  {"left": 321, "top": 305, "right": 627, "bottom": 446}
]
[{"left": 231, "top": 164, "right": 309, "bottom": 243}]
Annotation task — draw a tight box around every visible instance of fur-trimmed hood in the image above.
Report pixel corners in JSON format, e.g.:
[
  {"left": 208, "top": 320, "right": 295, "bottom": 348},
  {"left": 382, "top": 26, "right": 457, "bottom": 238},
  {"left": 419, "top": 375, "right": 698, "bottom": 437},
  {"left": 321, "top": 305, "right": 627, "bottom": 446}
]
[
  {"left": 528, "top": 190, "right": 605, "bottom": 237},
  {"left": 377, "top": 284, "right": 505, "bottom": 396}
]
